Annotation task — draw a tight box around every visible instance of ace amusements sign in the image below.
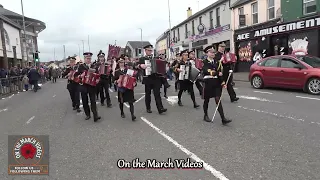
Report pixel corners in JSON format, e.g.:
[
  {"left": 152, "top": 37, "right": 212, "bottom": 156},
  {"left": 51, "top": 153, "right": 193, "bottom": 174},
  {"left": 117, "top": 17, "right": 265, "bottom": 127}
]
[{"left": 8, "top": 135, "right": 49, "bottom": 175}]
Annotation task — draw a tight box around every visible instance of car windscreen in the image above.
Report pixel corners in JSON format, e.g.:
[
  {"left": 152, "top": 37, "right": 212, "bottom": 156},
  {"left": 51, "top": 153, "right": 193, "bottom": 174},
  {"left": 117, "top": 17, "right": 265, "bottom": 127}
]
[{"left": 297, "top": 56, "right": 320, "bottom": 68}]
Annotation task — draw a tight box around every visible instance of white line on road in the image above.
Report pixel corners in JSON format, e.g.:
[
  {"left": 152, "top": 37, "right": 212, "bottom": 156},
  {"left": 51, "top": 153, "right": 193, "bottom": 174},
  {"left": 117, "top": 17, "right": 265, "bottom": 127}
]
[
  {"left": 133, "top": 95, "right": 145, "bottom": 105},
  {"left": 140, "top": 117, "right": 229, "bottom": 180},
  {"left": 1, "top": 98, "right": 5, "bottom": 100},
  {"left": 8, "top": 94, "right": 14, "bottom": 99},
  {"left": 136, "top": 92, "right": 146, "bottom": 95},
  {"left": 238, "top": 106, "right": 305, "bottom": 122},
  {"left": 0, "top": 108, "right": 8, "bottom": 112},
  {"left": 311, "top": 122, "right": 320, "bottom": 126},
  {"left": 233, "top": 88, "right": 238, "bottom": 90},
  {"left": 79, "top": 102, "right": 100, "bottom": 108},
  {"left": 26, "top": 116, "right": 35, "bottom": 124},
  {"left": 239, "top": 95, "right": 282, "bottom": 103},
  {"left": 253, "top": 90, "right": 273, "bottom": 94},
  {"left": 53, "top": 95, "right": 56, "bottom": 97},
  {"left": 109, "top": 88, "right": 114, "bottom": 93},
  {"left": 296, "top": 96, "right": 320, "bottom": 101}
]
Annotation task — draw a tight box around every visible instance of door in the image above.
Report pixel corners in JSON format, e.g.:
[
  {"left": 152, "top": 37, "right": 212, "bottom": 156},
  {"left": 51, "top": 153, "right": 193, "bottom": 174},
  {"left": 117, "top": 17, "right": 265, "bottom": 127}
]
[
  {"left": 260, "top": 57, "right": 281, "bottom": 86},
  {"left": 278, "top": 58, "right": 307, "bottom": 88}
]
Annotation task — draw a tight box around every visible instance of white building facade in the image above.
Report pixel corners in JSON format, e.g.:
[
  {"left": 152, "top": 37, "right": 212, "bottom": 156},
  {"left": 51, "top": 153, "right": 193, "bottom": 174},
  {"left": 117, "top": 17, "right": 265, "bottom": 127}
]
[{"left": 170, "top": 0, "right": 238, "bottom": 58}]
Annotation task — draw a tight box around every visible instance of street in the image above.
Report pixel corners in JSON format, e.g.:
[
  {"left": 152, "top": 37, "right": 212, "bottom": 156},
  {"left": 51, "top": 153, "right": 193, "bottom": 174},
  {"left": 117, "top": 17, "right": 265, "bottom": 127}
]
[{"left": 0, "top": 80, "right": 320, "bottom": 180}]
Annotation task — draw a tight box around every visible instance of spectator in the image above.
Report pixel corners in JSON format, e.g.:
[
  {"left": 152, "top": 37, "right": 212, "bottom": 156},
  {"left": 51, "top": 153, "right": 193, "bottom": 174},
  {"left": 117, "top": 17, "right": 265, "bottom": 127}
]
[{"left": 22, "top": 74, "right": 29, "bottom": 91}]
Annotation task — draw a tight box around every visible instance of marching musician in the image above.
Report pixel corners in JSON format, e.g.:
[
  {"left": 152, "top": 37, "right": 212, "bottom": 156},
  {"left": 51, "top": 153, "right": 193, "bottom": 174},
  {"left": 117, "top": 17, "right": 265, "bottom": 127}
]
[
  {"left": 62, "top": 56, "right": 81, "bottom": 112},
  {"left": 174, "top": 50, "right": 199, "bottom": 108},
  {"left": 114, "top": 58, "right": 137, "bottom": 121},
  {"left": 97, "top": 51, "right": 112, "bottom": 107},
  {"left": 171, "top": 53, "right": 181, "bottom": 92},
  {"left": 76, "top": 52, "right": 101, "bottom": 122},
  {"left": 138, "top": 44, "right": 167, "bottom": 114},
  {"left": 215, "top": 43, "right": 239, "bottom": 102},
  {"left": 158, "top": 53, "right": 168, "bottom": 98},
  {"left": 188, "top": 50, "right": 203, "bottom": 96},
  {"left": 202, "top": 46, "right": 232, "bottom": 124}
]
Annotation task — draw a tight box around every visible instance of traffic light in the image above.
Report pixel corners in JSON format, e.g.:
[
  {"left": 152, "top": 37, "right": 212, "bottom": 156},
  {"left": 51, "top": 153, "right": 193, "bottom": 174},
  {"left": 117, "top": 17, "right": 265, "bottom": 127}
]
[{"left": 34, "top": 52, "right": 39, "bottom": 62}]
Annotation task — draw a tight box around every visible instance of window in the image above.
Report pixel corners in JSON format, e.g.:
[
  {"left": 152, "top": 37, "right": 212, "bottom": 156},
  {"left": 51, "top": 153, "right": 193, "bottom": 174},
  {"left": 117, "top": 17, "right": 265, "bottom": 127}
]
[
  {"left": 280, "top": 58, "right": 299, "bottom": 68},
  {"left": 303, "top": 0, "right": 317, "bottom": 15},
  {"left": 173, "top": 30, "right": 175, "bottom": 41},
  {"left": 238, "top": 7, "right": 244, "bottom": 15},
  {"left": 199, "top": 16, "right": 202, "bottom": 24},
  {"left": 185, "top": 24, "right": 188, "bottom": 38},
  {"left": 138, "top": 48, "right": 142, "bottom": 55},
  {"left": 297, "top": 56, "right": 320, "bottom": 68},
  {"left": 216, "top": 8, "right": 220, "bottom": 27},
  {"left": 209, "top": 11, "right": 213, "bottom": 28},
  {"left": 192, "top": 20, "right": 195, "bottom": 35},
  {"left": 268, "top": 0, "right": 275, "bottom": 20},
  {"left": 177, "top": 28, "right": 180, "bottom": 41},
  {"left": 263, "top": 58, "right": 279, "bottom": 67},
  {"left": 251, "top": 2, "right": 258, "bottom": 24}
]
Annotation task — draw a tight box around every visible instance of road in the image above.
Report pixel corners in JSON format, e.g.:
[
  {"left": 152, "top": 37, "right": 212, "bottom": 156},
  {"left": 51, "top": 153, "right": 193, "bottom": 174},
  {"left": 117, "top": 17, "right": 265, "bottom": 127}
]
[{"left": 0, "top": 79, "right": 320, "bottom": 180}]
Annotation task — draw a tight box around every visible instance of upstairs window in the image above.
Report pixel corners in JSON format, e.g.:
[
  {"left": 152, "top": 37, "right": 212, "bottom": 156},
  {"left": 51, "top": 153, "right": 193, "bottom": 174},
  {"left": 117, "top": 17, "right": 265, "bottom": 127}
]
[
  {"left": 216, "top": 8, "right": 220, "bottom": 27},
  {"left": 209, "top": 11, "right": 213, "bottom": 28},
  {"left": 303, "top": 0, "right": 317, "bottom": 15},
  {"left": 268, "top": 0, "right": 275, "bottom": 20},
  {"left": 252, "top": 2, "right": 258, "bottom": 24}
]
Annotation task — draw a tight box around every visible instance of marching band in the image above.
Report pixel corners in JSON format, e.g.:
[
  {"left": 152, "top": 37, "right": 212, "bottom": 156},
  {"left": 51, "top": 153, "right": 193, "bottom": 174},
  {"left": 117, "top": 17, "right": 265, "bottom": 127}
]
[{"left": 64, "top": 42, "right": 236, "bottom": 125}]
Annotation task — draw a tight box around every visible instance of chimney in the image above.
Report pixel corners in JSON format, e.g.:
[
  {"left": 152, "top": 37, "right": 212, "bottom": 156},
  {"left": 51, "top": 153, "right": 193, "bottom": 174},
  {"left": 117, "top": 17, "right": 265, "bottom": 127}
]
[{"left": 187, "top": 7, "right": 192, "bottom": 18}]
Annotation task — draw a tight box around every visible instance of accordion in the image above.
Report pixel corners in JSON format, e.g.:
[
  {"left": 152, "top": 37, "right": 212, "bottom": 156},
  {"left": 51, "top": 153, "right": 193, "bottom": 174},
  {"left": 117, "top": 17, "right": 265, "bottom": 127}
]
[
  {"left": 117, "top": 74, "right": 136, "bottom": 90},
  {"left": 222, "top": 53, "right": 237, "bottom": 64},
  {"left": 195, "top": 59, "right": 204, "bottom": 69},
  {"left": 68, "top": 70, "right": 81, "bottom": 83},
  {"left": 178, "top": 64, "right": 200, "bottom": 83},
  {"left": 145, "top": 58, "right": 166, "bottom": 76},
  {"left": 82, "top": 71, "right": 100, "bottom": 86}
]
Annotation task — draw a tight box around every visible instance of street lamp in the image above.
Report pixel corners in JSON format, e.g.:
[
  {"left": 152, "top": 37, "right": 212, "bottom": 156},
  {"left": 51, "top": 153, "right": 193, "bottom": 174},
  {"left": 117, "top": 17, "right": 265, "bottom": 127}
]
[
  {"left": 138, "top": 28, "right": 142, "bottom": 56},
  {"left": 20, "top": 0, "right": 28, "bottom": 67},
  {"left": 167, "top": 0, "right": 172, "bottom": 60}
]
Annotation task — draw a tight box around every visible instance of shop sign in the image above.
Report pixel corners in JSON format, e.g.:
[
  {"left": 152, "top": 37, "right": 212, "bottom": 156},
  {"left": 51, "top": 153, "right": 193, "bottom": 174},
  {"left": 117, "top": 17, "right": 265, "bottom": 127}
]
[
  {"left": 191, "top": 24, "right": 230, "bottom": 40},
  {"left": 236, "top": 17, "right": 320, "bottom": 41}
]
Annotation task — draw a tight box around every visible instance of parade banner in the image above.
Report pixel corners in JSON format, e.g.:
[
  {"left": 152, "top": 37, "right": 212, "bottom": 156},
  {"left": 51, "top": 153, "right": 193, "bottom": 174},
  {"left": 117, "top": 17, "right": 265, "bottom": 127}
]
[{"left": 108, "top": 44, "right": 121, "bottom": 59}]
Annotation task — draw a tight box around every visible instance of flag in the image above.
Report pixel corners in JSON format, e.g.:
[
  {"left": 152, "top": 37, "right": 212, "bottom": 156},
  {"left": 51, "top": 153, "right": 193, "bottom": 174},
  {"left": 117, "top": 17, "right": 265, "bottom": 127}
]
[{"left": 108, "top": 44, "right": 121, "bottom": 59}]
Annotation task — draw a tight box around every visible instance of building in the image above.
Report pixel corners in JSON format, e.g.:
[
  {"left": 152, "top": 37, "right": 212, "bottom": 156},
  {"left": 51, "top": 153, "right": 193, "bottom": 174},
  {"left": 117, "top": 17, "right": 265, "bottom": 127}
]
[
  {"left": 170, "top": 0, "right": 238, "bottom": 58},
  {"left": 0, "top": 4, "right": 46, "bottom": 68},
  {"left": 281, "top": 0, "right": 319, "bottom": 22},
  {"left": 155, "top": 29, "right": 169, "bottom": 58},
  {"left": 231, "top": 0, "right": 282, "bottom": 72},
  {"left": 124, "top": 41, "right": 151, "bottom": 58}
]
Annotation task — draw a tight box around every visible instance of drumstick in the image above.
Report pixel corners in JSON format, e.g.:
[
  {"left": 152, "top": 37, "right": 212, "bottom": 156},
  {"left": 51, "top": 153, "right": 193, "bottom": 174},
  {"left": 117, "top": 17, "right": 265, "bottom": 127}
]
[{"left": 211, "top": 70, "right": 233, "bottom": 122}]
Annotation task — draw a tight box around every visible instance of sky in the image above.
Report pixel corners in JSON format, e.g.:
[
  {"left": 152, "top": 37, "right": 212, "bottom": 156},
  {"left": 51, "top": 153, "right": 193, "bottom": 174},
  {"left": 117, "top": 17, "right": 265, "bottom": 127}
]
[{"left": 1, "top": 0, "right": 217, "bottom": 62}]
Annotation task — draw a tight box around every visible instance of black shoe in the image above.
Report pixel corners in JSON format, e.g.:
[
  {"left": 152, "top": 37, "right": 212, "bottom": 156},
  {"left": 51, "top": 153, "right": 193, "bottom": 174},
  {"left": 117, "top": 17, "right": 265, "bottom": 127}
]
[
  {"left": 178, "top": 101, "right": 183, "bottom": 106},
  {"left": 101, "top": 103, "right": 105, "bottom": 106},
  {"left": 76, "top": 109, "right": 81, "bottom": 113},
  {"left": 121, "top": 113, "right": 126, "bottom": 118},
  {"left": 222, "top": 118, "right": 232, "bottom": 125},
  {"left": 107, "top": 103, "right": 112, "bottom": 108},
  {"left": 73, "top": 107, "right": 77, "bottom": 110},
  {"left": 147, "top": 109, "right": 152, "bottom": 113},
  {"left": 85, "top": 116, "right": 91, "bottom": 120},
  {"left": 203, "top": 115, "right": 211, "bottom": 122},
  {"left": 94, "top": 116, "right": 101, "bottom": 122},
  {"left": 159, "top": 108, "right": 167, "bottom": 114},
  {"left": 194, "top": 104, "right": 200, "bottom": 108},
  {"left": 231, "top": 97, "right": 239, "bottom": 103},
  {"left": 132, "top": 115, "right": 136, "bottom": 121},
  {"left": 164, "top": 95, "right": 168, "bottom": 99}
]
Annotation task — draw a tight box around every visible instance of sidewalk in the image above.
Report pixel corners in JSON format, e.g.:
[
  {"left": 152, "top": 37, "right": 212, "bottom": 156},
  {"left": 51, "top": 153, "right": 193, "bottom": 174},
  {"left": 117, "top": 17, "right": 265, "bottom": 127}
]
[{"left": 233, "top": 72, "right": 249, "bottom": 82}]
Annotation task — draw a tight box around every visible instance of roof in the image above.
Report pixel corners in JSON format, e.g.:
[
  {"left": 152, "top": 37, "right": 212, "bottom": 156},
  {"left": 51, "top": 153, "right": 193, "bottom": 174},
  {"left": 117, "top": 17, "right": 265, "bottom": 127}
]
[
  {"left": 127, "top": 41, "right": 151, "bottom": 49},
  {"left": 0, "top": 4, "right": 46, "bottom": 30},
  {"left": 230, "top": 0, "right": 253, "bottom": 8},
  {"left": 172, "top": 0, "right": 227, "bottom": 30},
  {"left": 0, "top": 14, "right": 21, "bottom": 29},
  {"left": 156, "top": 33, "right": 168, "bottom": 43}
]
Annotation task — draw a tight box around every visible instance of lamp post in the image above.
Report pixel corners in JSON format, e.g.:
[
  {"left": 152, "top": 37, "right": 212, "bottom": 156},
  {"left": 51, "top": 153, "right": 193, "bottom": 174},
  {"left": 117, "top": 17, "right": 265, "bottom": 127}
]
[
  {"left": 167, "top": 0, "right": 172, "bottom": 60},
  {"left": 21, "top": 0, "right": 29, "bottom": 67},
  {"left": 138, "top": 28, "right": 142, "bottom": 56},
  {"left": 81, "top": 40, "right": 85, "bottom": 57}
]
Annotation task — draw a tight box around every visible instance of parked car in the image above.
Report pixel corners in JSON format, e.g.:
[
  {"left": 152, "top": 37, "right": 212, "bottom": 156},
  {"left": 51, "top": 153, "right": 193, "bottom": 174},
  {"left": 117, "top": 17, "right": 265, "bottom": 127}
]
[{"left": 249, "top": 55, "right": 320, "bottom": 95}]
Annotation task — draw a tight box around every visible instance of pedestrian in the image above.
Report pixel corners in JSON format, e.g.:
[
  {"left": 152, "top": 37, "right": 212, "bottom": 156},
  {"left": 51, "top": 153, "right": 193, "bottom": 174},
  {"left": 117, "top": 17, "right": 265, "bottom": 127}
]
[
  {"left": 52, "top": 68, "right": 58, "bottom": 83},
  {"left": 22, "top": 74, "right": 29, "bottom": 91}
]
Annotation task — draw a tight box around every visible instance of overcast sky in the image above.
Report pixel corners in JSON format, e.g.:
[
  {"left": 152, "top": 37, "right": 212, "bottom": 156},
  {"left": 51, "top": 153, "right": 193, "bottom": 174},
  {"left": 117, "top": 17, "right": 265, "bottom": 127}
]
[{"left": 2, "top": 0, "right": 216, "bottom": 62}]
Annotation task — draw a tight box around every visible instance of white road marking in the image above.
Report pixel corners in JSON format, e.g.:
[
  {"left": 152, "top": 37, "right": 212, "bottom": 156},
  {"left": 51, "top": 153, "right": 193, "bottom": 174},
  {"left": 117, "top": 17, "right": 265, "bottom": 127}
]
[
  {"left": 79, "top": 102, "right": 100, "bottom": 108},
  {"left": 296, "top": 96, "right": 320, "bottom": 101},
  {"left": 239, "top": 95, "right": 282, "bottom": 103},
  {"left": 26, "top": 116, "right": 35, "bottom": 124},
  {"left": 233, "top": 88, "right": 238, "bottom": 90},
  {"left": 136, "top": 92, "right": 146, "bottom": 95},
  {"left": 166, "top": 96, "right": 179, "bottom": 105},
  {"left": 140, "top": 117, "right": 229, "bottom": 180},
  {"left": 238, "top": 106, "right": 305, "bottom": 122},
  {"left": 109, "top": 88, "right": 114, "bottom": 93},
  {"left": 1, "top": 98, "right": 5, "bottom": 100},
  {"left": 8, "top": 94, "right": 14, "bottom": 99},
  {"left": 53, "top": 95, "right": 56, "bottom": 97},
  {"left": 38, "top": 84, "right": 42, "bottom": 87},
  {"left": 253, "top": 90, "right": 273, "bottom": 94},
  {"left": 0, "top": 108, "right": 8, "bottom": 112},
  {"left": 311, "top": 122, "right": 320, "bottom": 126},
  {"left": 133, "top": 95, "right": 145, "bottom": 105}
]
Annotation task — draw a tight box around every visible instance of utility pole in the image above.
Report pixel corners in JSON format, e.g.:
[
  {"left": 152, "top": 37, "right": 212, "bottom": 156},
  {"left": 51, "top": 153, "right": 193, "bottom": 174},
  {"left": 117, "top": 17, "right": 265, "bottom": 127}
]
[
  {"left": 167, "top": 0, "right": 172, "bottom": 60},
  {"left": 21, "top": 0, "right": 28, "bottom": 67},
  {"left": 81, "top": 40, "right": 85, "bottom": 57},
  {"left": 139, "top": 28, "right": 143, "bottom": 56},
  {"left": 63, "top": 45, "right": 66, "bottom": 63},
  {"left": 88, "top": 35, "right": 90, "bottom": 52}
]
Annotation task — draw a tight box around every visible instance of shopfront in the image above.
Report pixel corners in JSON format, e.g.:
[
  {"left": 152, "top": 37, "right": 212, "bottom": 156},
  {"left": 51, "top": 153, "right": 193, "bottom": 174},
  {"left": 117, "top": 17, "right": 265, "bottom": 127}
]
[{"left": 234, "top": 16, "right": 320, "bottom": 72}]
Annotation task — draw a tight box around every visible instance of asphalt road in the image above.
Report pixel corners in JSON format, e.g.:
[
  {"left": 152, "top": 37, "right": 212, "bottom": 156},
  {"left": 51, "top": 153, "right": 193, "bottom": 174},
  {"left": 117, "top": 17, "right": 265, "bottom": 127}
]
[{"left": 0, "top": 79, "right": 320, "bottom": 180}]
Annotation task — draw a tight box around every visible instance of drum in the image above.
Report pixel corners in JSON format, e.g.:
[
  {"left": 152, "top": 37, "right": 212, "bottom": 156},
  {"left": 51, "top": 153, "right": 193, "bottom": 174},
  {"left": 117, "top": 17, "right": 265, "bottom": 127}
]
[{"left": 82, "top": 71, "right": 100, "bottom": 86}]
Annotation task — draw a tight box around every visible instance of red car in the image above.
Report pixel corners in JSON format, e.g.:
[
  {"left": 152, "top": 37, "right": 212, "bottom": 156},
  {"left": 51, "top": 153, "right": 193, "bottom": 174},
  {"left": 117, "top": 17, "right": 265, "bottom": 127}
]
[{"left": 249, "top": 55, "right": 320, "bottom": 95}]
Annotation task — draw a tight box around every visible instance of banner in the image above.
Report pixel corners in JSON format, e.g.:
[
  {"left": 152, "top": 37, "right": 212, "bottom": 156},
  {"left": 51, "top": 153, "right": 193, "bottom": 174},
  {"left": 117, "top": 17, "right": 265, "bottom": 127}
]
[{"left": 107, "top": 44, "right": 121, "bottom": 59}]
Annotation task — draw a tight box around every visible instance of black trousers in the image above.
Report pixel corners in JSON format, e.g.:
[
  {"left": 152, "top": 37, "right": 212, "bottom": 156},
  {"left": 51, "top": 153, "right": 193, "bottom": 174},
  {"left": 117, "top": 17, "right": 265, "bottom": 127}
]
[
  {"left": 195, "top": 80, "right": 203, "bottom": 95},
  {"left": 203, "top": 97, "right": 225, "bottom": 120},
  {"left": 80, "top": 85, "right": 98, "bottom": 118},
  {"left": 223, "top": 65, "right": 237, "bottom": 100},
  {"left": 67, "top": 83, "right": 80, "bottom": 109},
  {"left": 144, "top": 78, "right": 164, "bottom": 111},
  {"left": 178, "top": 83, "right": 196, "bottom": 104},
  {"left": 98, "top": 79, "right": 111, "bottom": 104}
]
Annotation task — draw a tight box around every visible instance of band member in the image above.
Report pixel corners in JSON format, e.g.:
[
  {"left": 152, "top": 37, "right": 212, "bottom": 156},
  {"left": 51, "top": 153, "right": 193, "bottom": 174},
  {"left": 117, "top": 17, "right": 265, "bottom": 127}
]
[
  {"left": 93, "top": 60, "right": 100, "bottom": 100},
  {"left": 97, "top": 51, "right": 112, "bottom": 107},
  {"left": 158, "top": 54, "right": 168, "bottom": 98},
  {"left": 215, "top": 43, "right": 239, "bottom": 102},
  {"left": 138, "top": 44, "right": 167, "bottom": 114},
  {"left": 171, "top": 53, "right": 180, "bottom": 92},
  {"left": 76, "top": 52, "right": 101, "bottom": 122},
  {"left": 114, "top": 58, "right": 137, "bottom": 121},
  {"left": 62, "top": 56, "right": 81, "bottom": 112},
  {"left": 202, "top": 46, "right": 232, "bottom": 125},
  {"left": 188, "top": 50, "right": 203, "bottom": 96},
  {"left": 174, "top": 50, "right": 199, "bottom": 108}
]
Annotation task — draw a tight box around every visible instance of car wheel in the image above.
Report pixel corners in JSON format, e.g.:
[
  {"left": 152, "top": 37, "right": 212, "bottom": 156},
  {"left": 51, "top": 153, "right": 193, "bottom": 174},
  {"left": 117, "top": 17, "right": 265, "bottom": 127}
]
[
  {"left": 251, "top": 75, "right": 264, "bottom": 89},
  {"left": 306, "top": 78, "right": 320, "bottom": 95}
]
